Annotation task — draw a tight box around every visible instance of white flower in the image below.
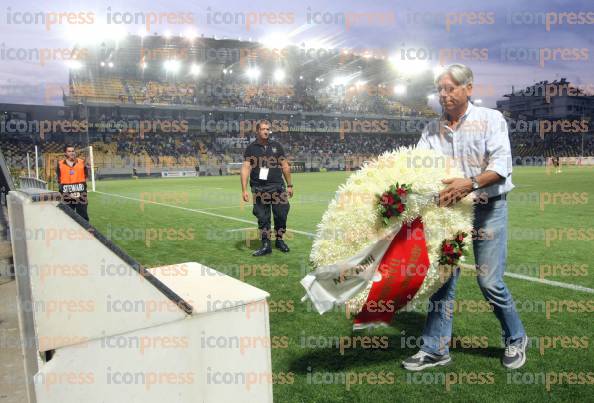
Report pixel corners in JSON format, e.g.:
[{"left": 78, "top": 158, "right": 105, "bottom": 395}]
[{"left": 310, "top": 147, "right": 474, "bottom": 315}]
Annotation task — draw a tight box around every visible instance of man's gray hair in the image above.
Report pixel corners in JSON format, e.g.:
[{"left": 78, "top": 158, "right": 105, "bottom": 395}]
[{"left": 435, "top": 64, "right": 474, "bottom": 86}]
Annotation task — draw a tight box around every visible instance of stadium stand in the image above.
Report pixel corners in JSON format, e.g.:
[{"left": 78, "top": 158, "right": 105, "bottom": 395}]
[{"left": 1, "top": 37, "right": 593, "bottom": 180}]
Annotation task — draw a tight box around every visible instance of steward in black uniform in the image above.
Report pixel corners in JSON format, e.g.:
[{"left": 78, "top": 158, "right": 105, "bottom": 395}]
[{"left": 241, "top": 120, "right": 293, "bottom": 256}]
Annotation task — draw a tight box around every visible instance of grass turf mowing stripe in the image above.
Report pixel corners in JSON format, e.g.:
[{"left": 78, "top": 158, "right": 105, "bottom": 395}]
[
  {"left": 95, "top": 190, "right": 594, "bottom": 294},
  {"left": 95, "top": 190, "right": 316, "bottom": 238}
]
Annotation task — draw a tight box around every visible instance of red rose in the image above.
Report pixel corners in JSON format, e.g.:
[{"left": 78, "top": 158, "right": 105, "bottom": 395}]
[
  {"left": 386, "top": 210, "right": 393, "bottom": 218},
  {"left": 397, "top": 187, "right": 407, "bottom": 197},
  {"left": 442, "top": 243, "right": 454, "bottom": 254},
  {"left": 387, "top": 194, "right": 395, "bottom": 205},
  {"left": 456, "top": 234, "right": 464, "bottom": 242},
  {"left": 396, "top": 202, "right": 405, "bottom": 213},
  {"left": 381, "top": 194, "right": 390, "bottom": 205}
]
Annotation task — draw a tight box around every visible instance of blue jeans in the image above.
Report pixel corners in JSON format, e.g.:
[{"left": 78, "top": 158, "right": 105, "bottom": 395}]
[{"left": 421, "top": 199, "right": 526, "bottom": 355}]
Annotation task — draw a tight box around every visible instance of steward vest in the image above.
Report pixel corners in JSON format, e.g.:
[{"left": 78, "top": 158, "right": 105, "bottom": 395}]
[{"left": 58, "top": 159, "right": 87, "bottom": 194}]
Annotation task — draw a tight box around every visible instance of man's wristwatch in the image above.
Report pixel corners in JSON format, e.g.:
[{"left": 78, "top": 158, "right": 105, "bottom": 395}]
[
  {"left": 287, "top": 184, "right": 293, "bottom": 188},
  {"left": 470, "top": 176, "right": 480, "bottom": 190}
]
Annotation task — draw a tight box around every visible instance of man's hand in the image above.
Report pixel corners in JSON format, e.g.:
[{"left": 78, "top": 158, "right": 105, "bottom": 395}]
[
  {"left": 439, "top": 177, "right": 473, "bottom": 207},
  {"left": 287, "top": 187, "right": 294, "bottom": 198},
  {"left": 242, "top": 190, "right": 250, "bottom": 202}
]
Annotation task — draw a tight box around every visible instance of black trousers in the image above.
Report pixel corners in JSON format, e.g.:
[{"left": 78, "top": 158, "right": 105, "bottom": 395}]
[
  {"left": 251, "top": 185, "right": 290, "bottom": 240},
  {"left": 63, "top": 194, "right": 89, "bottom": 221}
]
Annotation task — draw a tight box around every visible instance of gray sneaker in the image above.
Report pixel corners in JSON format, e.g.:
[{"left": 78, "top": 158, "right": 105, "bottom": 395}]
[
  {"left": 502, "top": 335, "right": 528, "bottom": 369},
  {"left": 402, "top": 350, "right": 452, "bottom": 371}
]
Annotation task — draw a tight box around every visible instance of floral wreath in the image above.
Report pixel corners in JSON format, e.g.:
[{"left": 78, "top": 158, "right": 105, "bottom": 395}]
[{"left": 301, "top": 147, "right": 474, "bottom": 329}]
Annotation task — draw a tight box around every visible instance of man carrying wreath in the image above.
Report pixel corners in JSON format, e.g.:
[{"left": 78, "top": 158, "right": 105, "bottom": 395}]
[{"left": 402, "top": 64, "right": 528, "bottom": 371}]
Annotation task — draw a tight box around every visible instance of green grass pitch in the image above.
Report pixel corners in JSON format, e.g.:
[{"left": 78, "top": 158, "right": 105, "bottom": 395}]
[{"left": 87, "top": 165, "right": 594, "bottom": 403}]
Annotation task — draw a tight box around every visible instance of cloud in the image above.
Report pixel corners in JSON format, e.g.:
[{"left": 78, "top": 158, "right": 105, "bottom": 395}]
[{"left": 0, "top": 0, "right": 591, "bottom": 105}]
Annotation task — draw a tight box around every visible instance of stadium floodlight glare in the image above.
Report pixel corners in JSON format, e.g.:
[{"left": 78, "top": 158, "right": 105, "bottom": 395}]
[
  {"left": 190, "top": 64, "right": 202, "bottom": 76},
  {"left": 332, "top": 76, "right": 350, "bottom": 86},
  {"left": 390, "top": 57, "right": 429, "bottom": 77},
  {"left": 100, "top": 61, "right": 105, "bottom": 67},
  {"left": 274, "top": 68, "right": 286, "bottom": 82},
  {"left": 261, "top": 35, "right": 290, "bottom": 49},
  {"left": 394, "top": 84, "right": 407, "bottom": 96},
  {"left": 164, "top": 30, "right": 172, "bottom": 39},
  {"left": 64, "top": 24, "right": 126, "bottom": 45},
  {"left": 299, "top": 75, "right": 303, "bottom": 80},
  {"left": 303, "top": 38, "right": 333, "bottom": 50},
  {"left": 108, "top": 62, "right": 114, "bottom": 68},
  {"left": 141, "top": 62, "right": 147, "bottom": 69},
  {"left": 66, "top": 60, "right": 83, "bottom": 70},
  {"left": 401, "top": 60, "right": 429, "bottom": 76},
  {"left": 184, "top": 29, "right": 198, "bottom": 40},
  {"left": 109, "top": 27, "right": 127, "bottom": 41},
  {"left": 246, "top": 67, "right": 261, "bottom": 80},
  {"left": 164, "top": 60, "right": 181, "bottom": 73},
  {"left": 356, "top": 80, "right": 366, "bottom": 88},
  {"left": 433, "top": 65, "right": 445, "bottom": 79},
  {"left": 427, "top": 93, "right": 442, "bottom": 114}
]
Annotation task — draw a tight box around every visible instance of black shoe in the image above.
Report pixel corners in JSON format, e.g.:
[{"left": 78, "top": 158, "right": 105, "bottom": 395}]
[
  {"left": 252, "top": 240, "right": 272, "bottom": 256},
  {"left": 275, "top": 239, "right": 290, "bottom": 253}
]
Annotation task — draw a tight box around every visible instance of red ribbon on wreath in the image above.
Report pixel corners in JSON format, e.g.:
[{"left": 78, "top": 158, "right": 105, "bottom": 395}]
[{"left": 353, "top": 217, "right": 430, "bottom": 328}]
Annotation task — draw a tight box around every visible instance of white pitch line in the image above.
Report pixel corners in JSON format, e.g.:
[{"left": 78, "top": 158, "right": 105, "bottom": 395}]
[
  {"left": 96, "top": 190, "right": 593, "bottom": 293},
  {"left": 200, "top": 205, "right": 246, "bottom": 210},
  {"left": 225, "top": 227, "right": 256, "bottom": 232},
  {"left": 95, "top": 191, "right": 315, "bottom": 238},
  {"left": 460, "top": 263, "right": 594, "bottom": 294},
  {"left": 224, "top": 226, "right": 318, "bottom": 239},
  {"left": 201, "top": 199, "right": 328, "bottom": 211},
  {"left": 504, "top": 272, "right": 594, "bottom": 294},
  {"left": 285, "top": 228, "right": 316, "bottom": 237}
]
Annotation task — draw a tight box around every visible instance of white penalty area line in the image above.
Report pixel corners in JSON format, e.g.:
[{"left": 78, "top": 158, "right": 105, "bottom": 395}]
[
  {"left": 95, "top": 191, "right": 315, "bottom": 238},
  {"left": 96, "top": 191, "right": 594, "bottom": 294}
]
